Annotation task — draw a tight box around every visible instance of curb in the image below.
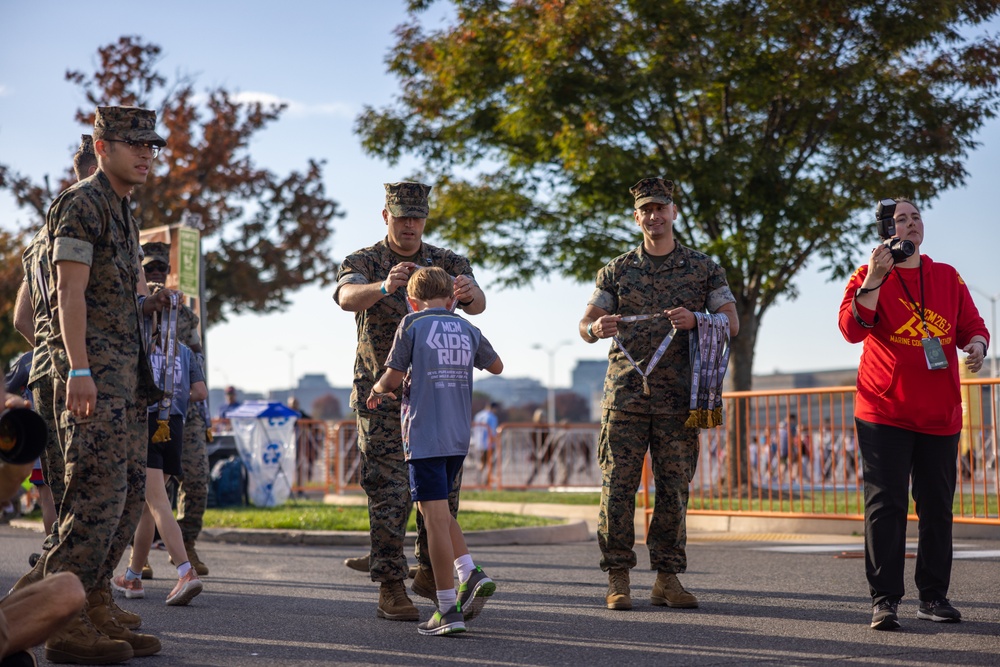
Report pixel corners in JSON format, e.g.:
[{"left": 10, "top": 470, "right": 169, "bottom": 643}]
[{"left": 199, "top": 519, "right": 592, "bottom": 547}]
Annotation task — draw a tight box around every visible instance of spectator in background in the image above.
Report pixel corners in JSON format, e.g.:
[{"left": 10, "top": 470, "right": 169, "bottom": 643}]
[
  {"left": 471, "top": 402, "right": 499, "bottom": 485},
  {"left": 218, "top": 386, "right": 241, "bottom": 418}
]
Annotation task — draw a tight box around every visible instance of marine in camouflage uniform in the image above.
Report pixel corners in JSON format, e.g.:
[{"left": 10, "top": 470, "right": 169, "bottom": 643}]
[
  {"left": 334, "top": 182, "right": 486, "bottom": 619},
  {"left": 9, "top": 136, "right": 98, "bottom": 587},
  {"left": 141, "top": 241, "right": 211, "bottom": 574},
  {"left": 580, "top": 177, "right": 739, "bottom": 611},
  {"left": 21, "top": 135, "right": 98, "bottom": 515},
  {"left": 42, "top": 107, "right": 168, "bottom": 664}
]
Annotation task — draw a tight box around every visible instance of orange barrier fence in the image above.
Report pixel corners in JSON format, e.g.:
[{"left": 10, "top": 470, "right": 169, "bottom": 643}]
[
  {"left": 214, "top": 380, "right": 999, "bottom": 528},
  {"left": 640, "top": 380, "right": 1000, "bottom": 528}
]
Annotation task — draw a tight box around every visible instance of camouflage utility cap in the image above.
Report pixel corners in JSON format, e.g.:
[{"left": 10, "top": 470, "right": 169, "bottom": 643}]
[
  {"left": 94, "top": 106, "right": 166, "bottom": 147},
  {"left": 631, "top": 177, "right": 674, "bottom": 209},
  {"left": 141, "top": 241, "right": 170, "bottom": 267},
  {"left": 78, "top": 134, "right": 94, "bottom": 156},
  {"left": 384, "top": 182, "right": 431, "bottom": 218}
]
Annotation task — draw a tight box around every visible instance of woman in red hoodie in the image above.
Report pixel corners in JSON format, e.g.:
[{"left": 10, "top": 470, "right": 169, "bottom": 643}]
[{"left": 839, "top": 198, "right": 989, "bottom": 632}]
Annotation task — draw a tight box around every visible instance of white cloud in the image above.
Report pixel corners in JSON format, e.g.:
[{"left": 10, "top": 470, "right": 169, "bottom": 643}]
[{"left": 231, "top": 91, "right": 353, "bottom": 118}]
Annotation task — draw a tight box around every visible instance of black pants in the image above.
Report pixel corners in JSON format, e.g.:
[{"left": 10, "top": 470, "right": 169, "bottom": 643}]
[{"left": 856, "top": 419, "right": 958, "bottom": 606}]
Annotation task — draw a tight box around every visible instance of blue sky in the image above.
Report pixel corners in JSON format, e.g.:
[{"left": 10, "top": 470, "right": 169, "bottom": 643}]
[{"left": 3, "top": 1, "right": 1000, "bottom": 397}]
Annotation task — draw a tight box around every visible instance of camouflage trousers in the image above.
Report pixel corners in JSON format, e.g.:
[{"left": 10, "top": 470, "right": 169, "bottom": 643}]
[
  {"left": 357, "top": 411, "right": 461, "bottom": 583},
  {"left": 30, "top": 376, "right": 64, "bottom": 519},
  {"left": 176, "top": 403, "right": 209, "bottom": 544},
  {"left": 45, "top": 376, "right": 147, "bottom": 593},
  {"left": 597, "top": 409, "right": 700, "bottom": 574}
]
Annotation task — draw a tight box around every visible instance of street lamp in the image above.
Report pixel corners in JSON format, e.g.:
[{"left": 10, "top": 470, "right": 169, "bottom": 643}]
[
  {"left": 276, "top": 346, "right": 307, "bottom": 397},
  {"left": 532, "top": 341, "right": 571, "bottom": 424}
]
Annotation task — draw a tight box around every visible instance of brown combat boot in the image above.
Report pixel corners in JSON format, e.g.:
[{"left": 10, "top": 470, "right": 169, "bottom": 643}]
[
  {"left": 343, "top": 554, "right": 370, "bottom": 572},
  {"left": 606, "top": 569, "right": 632, "bottom": 610},
  {"left": 87, "top": 589, "right": 161, "bottom": 657},
  {"left": 102, "top": 581, "right": 142, "bottom": 630},
  {"left": 9, "top": 550, "right": 46, "bottom": 594},
  {"left": 410, "top": 565, "right": 436, "bottom": 601},
  {"left": 171, "top": 542, "right": 209, "bottom": 576},
  {"left": 377, "top": 580, "right": 419, "bottom": 621},
  {"left": 651, "top": 571, "right": 699, "bottom": 609},
  {"left": 140, "top": 562, "right": 153, "bottom": 580},
  {"left": 44, "top": 608, "right": 134, "bottom": 665},
  {"left": 187, "top": 542, "right": 209, "bottom": 576}
]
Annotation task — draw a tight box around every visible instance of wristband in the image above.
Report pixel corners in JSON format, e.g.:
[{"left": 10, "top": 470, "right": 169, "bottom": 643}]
[
  {"left": 379, "top": 281, "right": 388, "bottom": 295},
  {"left": 458, "top": 297, "right": 474, "bottom": 307},
  {"left": 586, "top": 323, "right": 597, "bottom": 340},
  {"left": 68, "top": 368, "right": 91, "bottom": 378}
]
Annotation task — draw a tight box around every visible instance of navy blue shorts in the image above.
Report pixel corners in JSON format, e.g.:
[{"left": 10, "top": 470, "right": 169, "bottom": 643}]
[{"left": 408, "top": 455, "right": 465, "bottom": 502}]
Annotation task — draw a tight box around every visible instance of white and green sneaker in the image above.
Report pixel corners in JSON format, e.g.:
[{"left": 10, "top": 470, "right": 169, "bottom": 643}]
[
  {"left": 417, "top": 604, "right": 466, "bottom": 636},
  {"left": 457, "top": 566, "right": 496, "bottom": 623}
]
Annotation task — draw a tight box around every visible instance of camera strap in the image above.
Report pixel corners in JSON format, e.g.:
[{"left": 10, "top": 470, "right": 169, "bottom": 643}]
[{"left": 895, "top": 263, "right": 931, "bottom": 338}]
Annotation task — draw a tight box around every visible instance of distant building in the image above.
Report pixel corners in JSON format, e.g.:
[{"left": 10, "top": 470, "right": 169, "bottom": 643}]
[
  {"left": 571, "top": 359, "right": 608, "bottom": 421},
  {"left": 269, "top": 373, "right": 353, "bottom": 418},
  {"left": 474, "top": 375, "right": 547, "bottom": 408}
]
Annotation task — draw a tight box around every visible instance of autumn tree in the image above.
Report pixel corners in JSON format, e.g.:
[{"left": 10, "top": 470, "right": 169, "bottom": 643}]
[
  {"left": 0, "top": 228, "right": 29, "bottom": 367},
  {"left": 357, "top": 0, "right": 1000, "bottom": 485},
  {"left": 0, "top": 36, "right": 343, "bottom": 326}
]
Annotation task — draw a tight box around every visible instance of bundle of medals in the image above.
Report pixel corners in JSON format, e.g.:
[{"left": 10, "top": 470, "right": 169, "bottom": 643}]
[{"left": 683, "top": 312, "right": 731, "bottom": 428}]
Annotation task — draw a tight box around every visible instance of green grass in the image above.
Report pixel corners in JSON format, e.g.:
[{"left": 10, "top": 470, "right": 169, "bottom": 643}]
[
  {"left": 202, "top": 501, "right": 559, "bottom": 532},
  {"left": 461, "top": 490, "right": 601, "bottom": 505},
  {"left": 687, "top": 491, "right": 998, "bottom": 518}
]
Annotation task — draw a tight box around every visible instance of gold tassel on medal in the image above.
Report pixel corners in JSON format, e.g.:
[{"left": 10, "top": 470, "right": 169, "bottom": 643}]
[
  {"left": 152, "top": 419, "right": 170, "bottom": 443},
  {"left": 206, "top": 428, "right": 214, "bottom": 443}
]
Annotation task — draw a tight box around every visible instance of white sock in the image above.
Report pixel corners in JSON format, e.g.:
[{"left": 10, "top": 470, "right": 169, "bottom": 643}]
[
  {"left": 455, "top": 554, "right": 476, "bottom": 584},
  {"left": 177, "top": 561, "right": 192, "bottom": 578},
  {"left": 437, "top": 588, "right": 457, "bottom": 611},
  {"left": 125, "top": 568, "right": 141, "bottom": 581}
]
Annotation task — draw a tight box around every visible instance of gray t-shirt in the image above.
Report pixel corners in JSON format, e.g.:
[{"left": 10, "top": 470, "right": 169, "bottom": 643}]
[{"left": 385, "top": 307, "right": 498, "bottom": 460}]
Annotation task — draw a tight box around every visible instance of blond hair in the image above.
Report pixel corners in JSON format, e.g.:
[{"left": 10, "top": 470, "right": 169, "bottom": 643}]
[{"left": 408, "top": 266, "right": 453, "bottom": 301}]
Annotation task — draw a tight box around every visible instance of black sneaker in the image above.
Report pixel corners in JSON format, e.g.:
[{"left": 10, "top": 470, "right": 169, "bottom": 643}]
[
  {"left": 457, "top": 567, "right": 496, "bottom": 623},
  {"left": 871, "top": 599, "right": 901, "bottom": 630},
  {"left": 417, "top": 604, "right": 466, "bottom": 636},
  {"left": 917, "top": 599, "right": 962, "bottom": 623}
]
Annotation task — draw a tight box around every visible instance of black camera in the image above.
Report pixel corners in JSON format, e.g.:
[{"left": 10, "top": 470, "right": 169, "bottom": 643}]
[
  {"left": 876, "top": 198, "right": 915, "bottom": 263},
  {"left": 0, "top": 408, "right": 48, "bottom": 464}
]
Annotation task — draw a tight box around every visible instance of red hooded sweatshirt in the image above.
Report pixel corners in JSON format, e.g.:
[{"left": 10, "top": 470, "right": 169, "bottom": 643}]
[{"left": 839, "top": 255, "right": 989, "bottom": 435}]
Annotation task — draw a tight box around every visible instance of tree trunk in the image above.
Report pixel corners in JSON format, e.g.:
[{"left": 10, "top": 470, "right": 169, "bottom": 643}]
[{"left": 725, "top": 300, "right": 760, "bottom": 497}]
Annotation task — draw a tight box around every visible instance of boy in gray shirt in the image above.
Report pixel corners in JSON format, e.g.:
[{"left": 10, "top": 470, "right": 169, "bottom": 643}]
[{"left": 367, "top": 267, "right": 503, "bottom": 636}]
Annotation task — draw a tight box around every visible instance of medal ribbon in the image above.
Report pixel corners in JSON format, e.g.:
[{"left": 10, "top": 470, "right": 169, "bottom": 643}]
[{"left": 612, "top": 313, "right": 677, "bottom": 396}]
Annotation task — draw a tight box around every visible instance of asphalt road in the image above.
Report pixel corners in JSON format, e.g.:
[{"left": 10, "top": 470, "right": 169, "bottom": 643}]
[{"left": 2, "top": 524, "right": 999, "bottom": 666}]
